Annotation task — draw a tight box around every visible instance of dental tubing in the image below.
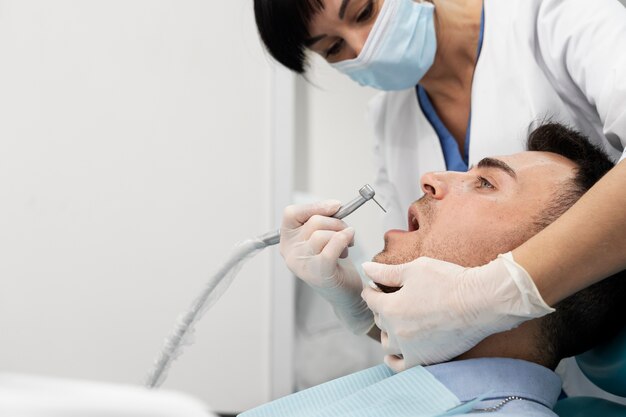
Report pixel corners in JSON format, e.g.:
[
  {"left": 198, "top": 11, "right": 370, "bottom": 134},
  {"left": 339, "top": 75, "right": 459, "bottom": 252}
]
[{"left": 145, "top": 185, "right": 384, "bottom": 388}]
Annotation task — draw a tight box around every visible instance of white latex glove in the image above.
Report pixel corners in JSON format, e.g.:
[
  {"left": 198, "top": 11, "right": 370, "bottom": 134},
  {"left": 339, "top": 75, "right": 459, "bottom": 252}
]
[
  {"left": 280, "top": 200, "right": 374, "bottom": 334},
  {"left": 361, "top": 252, "right": 555, "bottom": 371}
]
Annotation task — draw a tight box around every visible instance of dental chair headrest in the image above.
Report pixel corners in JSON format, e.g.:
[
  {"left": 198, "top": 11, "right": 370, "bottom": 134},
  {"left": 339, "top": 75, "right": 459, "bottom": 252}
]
[{"left": 576, "top": 327, "right": 626, "bottom": 397}]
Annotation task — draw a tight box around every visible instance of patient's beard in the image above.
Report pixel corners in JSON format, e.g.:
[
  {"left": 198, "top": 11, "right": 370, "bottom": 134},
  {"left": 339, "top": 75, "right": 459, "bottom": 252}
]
[{"left": 373, "top": 237, "right": 423, "bottom": 265}]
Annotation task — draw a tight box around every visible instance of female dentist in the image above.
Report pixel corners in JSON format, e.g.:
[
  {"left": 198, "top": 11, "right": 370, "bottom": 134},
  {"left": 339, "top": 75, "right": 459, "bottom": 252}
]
[{"left": 254, "top": 0, "right": 626, "bottom": 376}]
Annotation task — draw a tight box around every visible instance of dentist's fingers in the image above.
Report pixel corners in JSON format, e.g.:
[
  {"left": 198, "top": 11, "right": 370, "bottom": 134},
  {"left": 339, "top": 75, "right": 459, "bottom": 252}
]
[
  {"left": 361, "top": 284, "right": 396, "bottom": 314},
  {"left": 380, "top": 329, "right": 401, "bottom": 356},
  {"left": 308, "top": 229, "right": 355, "bottom": 255},
  {"left": 384, "top": 354, "right": 406, "bottom": 373},
  {"left": 380, "top": 330, "right": 389, "bottom": 349},
  {"left": 373, "top": 312, "right": 382, "bottom": 329},
  {"left": 362, "top": 261, "right": 407, "bottom": 288},
  {"left": 361, "top": 261, "right": 410, "bottom": 312},
  {"left": 320, "top": 228, "right": 355, "bottom": 261},
  {"left": 308, "top": 230, "right": 339, "bottom": 254},
  {"left": 281, "top": 200, "right": 342, "bottom": 229},
  {"left": 300, "top": 215, "right": 350, "bottom": 240}
]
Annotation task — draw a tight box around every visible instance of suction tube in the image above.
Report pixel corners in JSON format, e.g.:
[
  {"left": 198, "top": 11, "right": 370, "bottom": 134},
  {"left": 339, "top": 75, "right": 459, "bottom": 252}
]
[{"left": 145, "top": 184, "right": 384, "bottom": 388}]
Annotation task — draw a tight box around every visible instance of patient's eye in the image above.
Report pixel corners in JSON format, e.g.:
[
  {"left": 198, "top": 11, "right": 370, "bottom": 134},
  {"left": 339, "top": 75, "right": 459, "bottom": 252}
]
[{"left": 477, "top": 176, "right": 495, "bottom": 189}]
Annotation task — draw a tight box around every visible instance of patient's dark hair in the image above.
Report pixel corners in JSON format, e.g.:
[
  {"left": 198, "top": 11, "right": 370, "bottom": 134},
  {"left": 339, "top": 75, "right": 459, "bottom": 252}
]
[
  {"left": 254, "top": 0, "right": 323, "bottom": 73},
  {"left": 526, "top": 123, "right": 626, "bottom": 369}
]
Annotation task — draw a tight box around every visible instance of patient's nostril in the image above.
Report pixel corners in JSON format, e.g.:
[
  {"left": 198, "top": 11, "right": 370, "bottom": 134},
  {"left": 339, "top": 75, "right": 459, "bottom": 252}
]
[{"left": 424, "top": 184, "right": 436, "bottom": 195}]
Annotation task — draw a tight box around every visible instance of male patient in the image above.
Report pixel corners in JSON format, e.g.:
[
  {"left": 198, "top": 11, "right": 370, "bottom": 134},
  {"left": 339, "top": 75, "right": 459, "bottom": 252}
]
[{"left": 241, "top": 123, "right": 626, "bottom": 416}]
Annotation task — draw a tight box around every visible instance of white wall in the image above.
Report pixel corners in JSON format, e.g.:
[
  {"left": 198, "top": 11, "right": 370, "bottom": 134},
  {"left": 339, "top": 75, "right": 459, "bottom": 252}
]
[{"left": 0, "top": 1, "right": 282, "bottom": 413}]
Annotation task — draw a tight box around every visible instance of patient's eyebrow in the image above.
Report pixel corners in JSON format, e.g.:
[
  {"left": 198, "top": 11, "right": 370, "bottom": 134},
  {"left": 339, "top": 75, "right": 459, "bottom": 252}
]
[{"left": 473, "top": 157, "right": 517, "bottom": 180}]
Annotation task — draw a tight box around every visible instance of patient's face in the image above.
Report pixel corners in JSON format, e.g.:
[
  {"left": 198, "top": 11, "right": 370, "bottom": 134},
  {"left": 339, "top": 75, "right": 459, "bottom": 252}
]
[{"left": 373, "top": 151, "right": 577, "bottom": 266}]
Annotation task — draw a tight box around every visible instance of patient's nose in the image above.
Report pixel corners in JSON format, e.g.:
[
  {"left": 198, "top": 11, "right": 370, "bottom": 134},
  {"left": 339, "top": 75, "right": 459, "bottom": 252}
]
[{"left": 420, "top": 172, "right": 448, "bottom": 200}]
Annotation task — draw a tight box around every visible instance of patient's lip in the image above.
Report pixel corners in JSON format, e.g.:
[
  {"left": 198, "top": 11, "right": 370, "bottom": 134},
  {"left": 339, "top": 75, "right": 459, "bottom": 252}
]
[
  {"left": 384, "top": 229, "right": 407, "bottom": 240},
  {"left": 408, "top": 206, "right": 420, "bottom": 232}
]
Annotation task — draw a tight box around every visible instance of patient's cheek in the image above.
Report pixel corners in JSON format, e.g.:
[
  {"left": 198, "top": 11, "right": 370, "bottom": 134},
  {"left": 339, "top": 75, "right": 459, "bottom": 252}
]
[{"left": 424, "top": 227, "right": 526, "bottom": 268}]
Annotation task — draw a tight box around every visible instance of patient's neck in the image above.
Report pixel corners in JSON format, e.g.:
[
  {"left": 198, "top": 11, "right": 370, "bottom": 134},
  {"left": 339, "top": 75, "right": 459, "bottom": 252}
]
[{"left": 453, "top": 320, "right": 553, "bottom": 369}]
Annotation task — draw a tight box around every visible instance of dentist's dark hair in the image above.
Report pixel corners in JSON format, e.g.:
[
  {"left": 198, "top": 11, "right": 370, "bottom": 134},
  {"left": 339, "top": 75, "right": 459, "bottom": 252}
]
[{"left": 254, "top": 0, "right": 323, "bottom": 73}]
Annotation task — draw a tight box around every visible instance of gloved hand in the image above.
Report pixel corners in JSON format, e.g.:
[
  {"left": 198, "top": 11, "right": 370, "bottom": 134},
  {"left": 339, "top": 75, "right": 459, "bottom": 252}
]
[
  {"left": 361, "top": 252, "right": 555, "bottom": 371},
  {"left": 280, "top": 200, "right": 375, "bottom": 334}
]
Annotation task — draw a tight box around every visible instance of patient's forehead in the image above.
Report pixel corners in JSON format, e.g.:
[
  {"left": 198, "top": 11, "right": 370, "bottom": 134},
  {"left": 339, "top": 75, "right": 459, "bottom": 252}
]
[{"left": 496, "top": 151, "right": 577, "bottom": 182}]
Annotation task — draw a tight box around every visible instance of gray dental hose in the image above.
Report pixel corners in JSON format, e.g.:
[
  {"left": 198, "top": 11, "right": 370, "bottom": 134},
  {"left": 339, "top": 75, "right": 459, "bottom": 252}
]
[{"left": 145, "top": 184, "right": 385, "bottom": 388}]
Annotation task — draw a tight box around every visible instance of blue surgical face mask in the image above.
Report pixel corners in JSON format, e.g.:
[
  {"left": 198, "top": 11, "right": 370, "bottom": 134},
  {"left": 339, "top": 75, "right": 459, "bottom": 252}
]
[{"left": 331, "top": 0, "right": 437, "bottom": 91}]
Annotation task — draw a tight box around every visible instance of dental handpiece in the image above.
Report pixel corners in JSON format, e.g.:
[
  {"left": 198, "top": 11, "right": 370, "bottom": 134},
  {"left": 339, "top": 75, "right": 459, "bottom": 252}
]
[{"left": 258, "top": 184, "right": 386, "bottom": 246}]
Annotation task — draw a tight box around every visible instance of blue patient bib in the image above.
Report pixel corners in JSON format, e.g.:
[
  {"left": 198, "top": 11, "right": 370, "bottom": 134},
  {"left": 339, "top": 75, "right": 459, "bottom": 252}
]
[{"left": 238, "top": 365, "right": 484, "bottom": 417}]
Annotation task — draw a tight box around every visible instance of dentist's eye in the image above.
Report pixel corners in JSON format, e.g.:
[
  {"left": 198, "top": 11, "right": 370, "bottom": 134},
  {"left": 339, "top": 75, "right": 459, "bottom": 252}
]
[
  {"left": 477, "top": 176, "right": 495, "bottom": 189},
  {"left": 357, "top": 1, "right": 375, "bottom": 22},
  {"left": 326, "top": 39, "right": 344, "bottom": 58}
]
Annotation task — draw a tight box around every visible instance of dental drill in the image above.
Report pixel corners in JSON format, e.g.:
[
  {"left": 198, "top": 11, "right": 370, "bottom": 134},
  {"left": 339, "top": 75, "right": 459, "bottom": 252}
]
[
  {"left": 258, "top": 184, "right": 386, "bottom": 246},
  {"left": 145, "top": 184, "right": 385, "bottom": 389}
]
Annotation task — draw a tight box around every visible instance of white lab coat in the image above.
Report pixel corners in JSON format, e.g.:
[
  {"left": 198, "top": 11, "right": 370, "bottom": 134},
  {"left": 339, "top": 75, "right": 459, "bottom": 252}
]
[
  {"left": 370, "top": 0, "right": 626, "bottom": 231},
  {"left": 368, "top": 0, "right": 626, "bottom": 401}
]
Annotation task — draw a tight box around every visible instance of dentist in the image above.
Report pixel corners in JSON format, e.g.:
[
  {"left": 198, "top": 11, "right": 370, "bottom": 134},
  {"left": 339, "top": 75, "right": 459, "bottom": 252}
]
[{"left": 254, "top": 0, "right": 626, "bottom": 373}]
